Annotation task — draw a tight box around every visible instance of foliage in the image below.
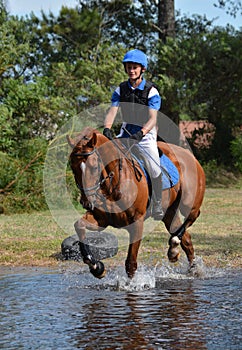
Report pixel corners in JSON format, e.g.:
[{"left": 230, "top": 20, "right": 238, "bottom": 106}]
[
  {"left": 214, "top": 0, "right": 242, "bottom": 17},
  {"left": 202, "top": 160, "right": 239, "bottom": 187},
  {"left": 230, "top": 133, "right": 242, "bottom": 172},
  {"left": 76, "top": 0, "right": 158, "bottom": 49},
  {"left": 0, "top": 152, "right": 20, "bottom": 190},
  {"left": 0, "top": 138, "right": 48, "bottom": 213},
  {"left": 0, "top": 0, "right": 242, "bottom": 213},
  {"left": 155, "top": 17, "right": 242, "bottom": 164}
]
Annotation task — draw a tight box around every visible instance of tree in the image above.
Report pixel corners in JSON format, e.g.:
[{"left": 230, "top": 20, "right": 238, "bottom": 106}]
[
  {"left": 214, "top": 0, "right": 242, "bottom": 17},
  {"left": 158, "top": 0, "right": 175, "bottom": 43},
  {"left": 198, "top": 27, "right": 242, "bottom": 164},
  {"left": 1, "top": 1, "right": 241, "bottom": 165},
  {"left": 75, "top": 0, "right": 158, "bottom": 49}
]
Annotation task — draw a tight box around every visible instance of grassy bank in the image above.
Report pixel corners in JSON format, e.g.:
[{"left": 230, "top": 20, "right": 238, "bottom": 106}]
[{"left": 0, "top": 188, "right": 241, "bottom": 269}]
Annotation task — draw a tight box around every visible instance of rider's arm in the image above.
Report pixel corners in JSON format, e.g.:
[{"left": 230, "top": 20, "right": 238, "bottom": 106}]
[
  {"left": 141, "top": 86, "right": 161, "bottom": 135},
  {"left": 141, "top": 108, "right": 157, "bottom": 135},
  {"left": 104, "top": 85, "right": 120, "bottom": 129}
]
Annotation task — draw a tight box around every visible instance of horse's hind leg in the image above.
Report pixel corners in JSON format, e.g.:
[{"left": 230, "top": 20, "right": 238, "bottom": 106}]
[
  {"left": 179, "top": 230, "right": 195, "bottom": 265},
  {"left": 163, "top": 208, "right": 195, "bottom": 265}
]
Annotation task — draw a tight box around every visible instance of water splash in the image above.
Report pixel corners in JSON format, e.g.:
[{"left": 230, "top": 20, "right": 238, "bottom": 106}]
[
  {"left": 154, "top": 256, "right": 227, "bottom": 280},
  {"left": 61, "top": 256, "right": 228, "bottom": 292},
  {"left": 112, "top": 265, "right": 156, "bottom": 291}
]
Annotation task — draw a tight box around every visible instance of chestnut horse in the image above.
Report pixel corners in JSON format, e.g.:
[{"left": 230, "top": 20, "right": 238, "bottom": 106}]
[{"left": 67, "top": 127, "right": 205, "bottom": 279}]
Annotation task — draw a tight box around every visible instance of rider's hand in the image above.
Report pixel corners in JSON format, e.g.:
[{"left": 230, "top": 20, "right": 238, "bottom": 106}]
[
  {"left": 103, "top": 128, "right": 113, "bottom": 140},
  {"left": 130, "top": 130, "right": 144, "bottom": 142}
]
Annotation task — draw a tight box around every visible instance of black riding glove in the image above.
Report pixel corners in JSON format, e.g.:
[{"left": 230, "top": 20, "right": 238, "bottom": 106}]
[
  {"left": 103, "top": 128, "right": 113, "bottom": 140},
  {"left": 130, "top": 130, "right": 144, "bottom": 142}
]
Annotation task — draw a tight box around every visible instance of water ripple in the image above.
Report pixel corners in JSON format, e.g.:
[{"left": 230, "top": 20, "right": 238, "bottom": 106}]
[{"left": 0, "top": 264, "right": 241, "bottom": 349}]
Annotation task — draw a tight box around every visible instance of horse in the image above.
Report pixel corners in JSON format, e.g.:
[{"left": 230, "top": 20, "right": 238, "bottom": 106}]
[{"left": 67, "top": 126, "right": 206, "bottom": 279}]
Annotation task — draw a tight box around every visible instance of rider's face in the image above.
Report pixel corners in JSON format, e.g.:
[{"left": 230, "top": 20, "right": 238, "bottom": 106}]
[{"left": 125, "top": 63, "right": 144, "bottom": 81}]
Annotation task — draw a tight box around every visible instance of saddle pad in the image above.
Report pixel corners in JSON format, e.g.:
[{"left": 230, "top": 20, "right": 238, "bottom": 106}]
[{"left": 137, "top": 154, "right": 180, "bottom": 190}]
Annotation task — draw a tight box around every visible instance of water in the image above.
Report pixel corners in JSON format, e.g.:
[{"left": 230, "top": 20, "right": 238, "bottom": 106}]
[{"left": 0, "top": 261, "right": 241, "bottom": 350}]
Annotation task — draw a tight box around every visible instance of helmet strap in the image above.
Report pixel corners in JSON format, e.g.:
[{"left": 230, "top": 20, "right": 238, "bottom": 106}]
[{"left": 130, "top": 77, "right": 140, "bottom": 87}]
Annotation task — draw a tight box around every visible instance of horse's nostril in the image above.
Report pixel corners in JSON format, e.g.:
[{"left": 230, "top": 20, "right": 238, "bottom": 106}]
[
  {"left": 84, "top": 195, "right": 96, "bottom": 211},
  {"left": 89, "top": 201, "right": 95, "bottom": 211}
]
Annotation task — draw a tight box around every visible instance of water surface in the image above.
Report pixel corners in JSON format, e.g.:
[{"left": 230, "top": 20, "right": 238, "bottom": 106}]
[{"left": 0, "top": 261, "right": 241, "bottom": 349}]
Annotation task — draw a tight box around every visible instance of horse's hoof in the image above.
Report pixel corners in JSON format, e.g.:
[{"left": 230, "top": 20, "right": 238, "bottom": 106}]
[
  {"left": 125, "top": 260, "right": 137, "bottom": 279},
  {"left": 167, "top": 248, "right": 180, "bottom": 262},
  {"left": 188, "top": 259, "right": 204, "bottom": 278},
  {"left": 90, "top": 261, "right": 106, "bottom": 279},
  {"left": 168, "top": 253, "right": 180, "bottom": 263},
  {"left": 127, "top": 271, "right": 135, "bottom": 279},
  {"left": 189, "top": 260, "right": 196, "bottom": 270}
]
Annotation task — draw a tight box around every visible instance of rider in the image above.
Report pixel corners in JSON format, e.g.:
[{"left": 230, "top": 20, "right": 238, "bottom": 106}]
[{"left": 103, "top": 49, "right": 164, "bottom": 220}]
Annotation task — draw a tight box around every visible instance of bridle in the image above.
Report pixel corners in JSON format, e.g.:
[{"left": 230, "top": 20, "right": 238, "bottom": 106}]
[
  {"left": 73, "top": 147, "right": 102, "bottom": 196},
  {"left": 71, "top": 145, "right": 122, "bottom": 200},
  {"left": 70, "top": 137, "right": 144, "bottom": 213}
]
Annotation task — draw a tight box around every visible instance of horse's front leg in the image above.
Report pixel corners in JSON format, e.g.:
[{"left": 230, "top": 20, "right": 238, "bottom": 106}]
[
  {"left": 74, "top": 214, "right": 106, "bottom": 279},
  {"left": 125, "top": 220, "right": 144, "bottom": 278}
]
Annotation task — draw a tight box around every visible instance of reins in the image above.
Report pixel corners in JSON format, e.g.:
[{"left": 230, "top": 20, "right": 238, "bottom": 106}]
[{"left": 112, "top": 139, "right": 143, "bottom": 182}]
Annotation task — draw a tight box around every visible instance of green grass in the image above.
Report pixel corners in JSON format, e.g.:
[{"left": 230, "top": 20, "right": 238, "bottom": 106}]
[
  {"left": 0, "top": 188, "right": 241, "bottom": 268},
  {"left": 0, "top": 212, "right": 66, "bottom": 266}
]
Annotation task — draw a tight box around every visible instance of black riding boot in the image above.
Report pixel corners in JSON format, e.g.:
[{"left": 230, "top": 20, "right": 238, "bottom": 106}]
[{"left": 152, "top": 173, "right": 164, "bottom": 220}]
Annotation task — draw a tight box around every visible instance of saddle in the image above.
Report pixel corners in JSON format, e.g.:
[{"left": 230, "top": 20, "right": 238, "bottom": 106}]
[{"left": 134, "top": 151, "right": 180, "bottom": 190}]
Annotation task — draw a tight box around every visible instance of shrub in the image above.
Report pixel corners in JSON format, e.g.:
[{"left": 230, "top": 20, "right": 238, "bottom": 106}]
[
  {"left": 0, "top": 138, "right": 48, "bottom": 213},
  {"left": 203, "top": 160, "right": 238, "bottom": 187},
  {"left": 230, "top": 134, "right": 242, "bottom": 173},
  {"left": 0, "top": 152, "right": 20, "bottom": 190}
]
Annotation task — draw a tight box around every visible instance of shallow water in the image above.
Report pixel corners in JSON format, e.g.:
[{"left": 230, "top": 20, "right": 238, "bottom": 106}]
[{"left": 0, "top": 260, "right": 241, "bottom": 350}]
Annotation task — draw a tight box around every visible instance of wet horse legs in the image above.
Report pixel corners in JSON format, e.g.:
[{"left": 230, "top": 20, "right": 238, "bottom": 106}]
[
  {"left": 74, "top": 218, "right": 106, "bottom": 278},
  {"left": 163, "top": 210, "right": 195, "bottom": 265},
  {"left": 125, "top": 220, "right": 144, "bottom": 278}
]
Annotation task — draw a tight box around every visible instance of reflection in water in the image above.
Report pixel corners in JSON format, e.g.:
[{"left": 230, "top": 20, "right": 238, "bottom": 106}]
[
  {"left": 73, "top": 284, "right": 207, "bottom": 349},
  {"left": 0, "top": 266, "right": 241, "bottom": 350}
]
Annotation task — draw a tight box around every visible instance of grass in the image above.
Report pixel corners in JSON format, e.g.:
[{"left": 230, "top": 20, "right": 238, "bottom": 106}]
[
  {"left": 0, "top": 187, "right": 241, "bottom": 269},
  {"left": 140, "top": 187, "right": 242, "bottom": 269},
  {"left": 0, "top": 212, "right": 66, "bottom": 266}
]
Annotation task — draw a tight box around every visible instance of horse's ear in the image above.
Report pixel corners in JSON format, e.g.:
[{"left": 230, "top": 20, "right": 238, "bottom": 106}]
[
  {"left": 66, "top": 135, "right": 75, "bottom": 148},
  {"left": 87, "top": 132, "right": 97, "bottom": 148}
]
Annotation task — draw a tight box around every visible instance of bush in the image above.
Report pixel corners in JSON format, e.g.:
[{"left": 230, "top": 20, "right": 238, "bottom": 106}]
[
  {"left": 0, "top": 138, "right": 49, "bottom": 213},
  {"left": 230, "top": 134, "right": 242, "bottom": 173},
  {"left": 0, "top": 152, "right": 20, "bottom": 190},
  {"left": 203, "top": 160, "right": 238, "bottom": 187},
  {"left": 0, "top": 138, "right": 83, "bottom": 214}
]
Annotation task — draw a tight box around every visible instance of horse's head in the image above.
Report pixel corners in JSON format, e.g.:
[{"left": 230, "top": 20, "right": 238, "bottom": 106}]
[{"left": 67, "top": 127, "right": 103, "bottom": 210}]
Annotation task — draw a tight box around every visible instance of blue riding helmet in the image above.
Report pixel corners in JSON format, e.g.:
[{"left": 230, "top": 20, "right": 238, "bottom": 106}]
[{"left": 122, "top": 49, "right": 148, "bottom": 69}]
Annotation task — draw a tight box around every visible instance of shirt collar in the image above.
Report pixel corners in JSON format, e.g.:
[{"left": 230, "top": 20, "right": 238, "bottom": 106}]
[{"left": 128, "top": 78, "right": 146, "bottom": 90}]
